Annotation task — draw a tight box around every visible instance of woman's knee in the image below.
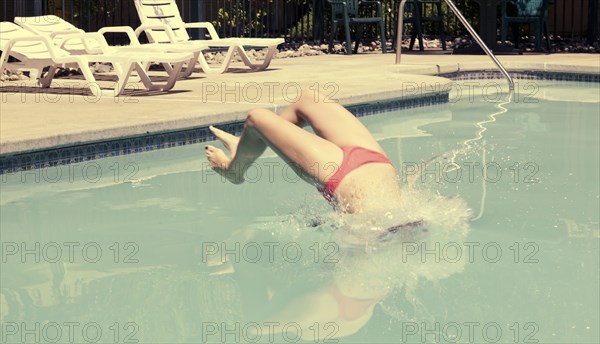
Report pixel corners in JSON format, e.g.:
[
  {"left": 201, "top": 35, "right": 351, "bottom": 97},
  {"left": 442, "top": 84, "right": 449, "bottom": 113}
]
[
  {"left": 298, "top": 86, "right": 321, "bottom": 105},
  {"left": 245, "top": 108, "right": 274, "bottom": 127}
]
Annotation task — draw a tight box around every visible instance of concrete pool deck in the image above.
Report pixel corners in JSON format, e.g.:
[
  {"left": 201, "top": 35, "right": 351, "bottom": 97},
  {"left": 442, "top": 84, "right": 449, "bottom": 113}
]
[{"left": 1, "top": 53, "right": 599, "bottom": 155}]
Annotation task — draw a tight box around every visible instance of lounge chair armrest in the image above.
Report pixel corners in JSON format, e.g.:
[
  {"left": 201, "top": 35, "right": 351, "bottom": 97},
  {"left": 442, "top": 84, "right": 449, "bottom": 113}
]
[
  {"left": 49, "top": 29, "right": 85, "bottom": 39},
  {"left": 362, "top": 0, "right": 383, "bottom": 16},
  {"left": 134, "top": 24, "right": 178, "bottom": 42},
  {"left": 0, "top": 35, "right": 62, "bottom": 62},
  {"left": 58, "top": 32, "right": 111, "bottom": 54},
  {"left": 97, "top": 26, "right": 141, "bottom": 46},
  {"left": 183, "top": 22, "right": 220, "bottom": 40}
]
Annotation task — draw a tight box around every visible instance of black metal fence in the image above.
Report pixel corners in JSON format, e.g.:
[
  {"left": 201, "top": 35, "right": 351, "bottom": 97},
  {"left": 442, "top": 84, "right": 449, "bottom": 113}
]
[{"left": 2, "top": 0, "right": 598, "bottom": 46}]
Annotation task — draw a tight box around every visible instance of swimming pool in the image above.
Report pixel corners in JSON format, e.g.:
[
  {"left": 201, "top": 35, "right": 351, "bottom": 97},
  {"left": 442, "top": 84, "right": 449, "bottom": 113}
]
[{"left": 1, "top": 80, "right": 598, "bottom": 343}]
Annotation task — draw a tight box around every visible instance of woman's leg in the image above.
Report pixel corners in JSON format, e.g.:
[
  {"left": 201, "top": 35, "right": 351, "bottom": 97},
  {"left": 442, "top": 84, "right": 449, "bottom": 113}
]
[
  {"left": 279, "top": 89, "right": 385, "bottom": 154},
  {"left": 206, "top": 108, "right": 343, "bottom": 185}
]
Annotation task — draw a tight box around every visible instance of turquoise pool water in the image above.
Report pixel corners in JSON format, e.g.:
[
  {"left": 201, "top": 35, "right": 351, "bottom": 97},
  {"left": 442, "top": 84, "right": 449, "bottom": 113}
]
[{"left": 1, "top": 81, "right": 599, "bottom": 343}]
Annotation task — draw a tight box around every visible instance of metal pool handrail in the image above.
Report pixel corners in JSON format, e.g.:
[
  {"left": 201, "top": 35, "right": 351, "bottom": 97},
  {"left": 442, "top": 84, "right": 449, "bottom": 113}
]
[{"left": 395, "top": 0, "right": 515, "bottom": 91}]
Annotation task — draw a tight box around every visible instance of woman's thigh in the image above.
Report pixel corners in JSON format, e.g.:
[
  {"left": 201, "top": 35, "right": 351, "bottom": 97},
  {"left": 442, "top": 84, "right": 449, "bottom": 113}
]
[
  {"left": 291, "top": 91, "right": 384, "bottom": 153},
  {"left": 247, "top": 108, "right": 343, "bottom": 185}
]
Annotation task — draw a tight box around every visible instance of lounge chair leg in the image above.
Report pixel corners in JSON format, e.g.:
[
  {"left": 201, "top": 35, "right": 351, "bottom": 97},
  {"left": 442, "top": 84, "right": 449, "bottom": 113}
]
[
  {"left": 329, "top": 20, "right": 338, "bottom": 53},
  {"left": 238, "top": 46, "right": 276, "bottom": 71},
  {"left": 534, "top": 20, "right": 542, "bottom": 52},
  {"left": 162, "top": 63, "right": 175, "bottom": 74},
  {"left": 196, "top": 47, "right": 234, "bottom": 74},
  {"left": 114, "top": 62, "right": 137, "bottom": 95},
  {"left": 180, "top": 54, "right": 199, "bottom": 78},
  {"left": 259, "top": 47, "right": 277, "bottom": 70},
  {"left": 354, "top": 25, "right": 363, "bottom": 54},
  {"left": 78, "top": 61, "right": 101, "bottom": 96},
  {"left": 409, "top": 31, "right": 417, "bottom": 51},
  {"left": 437, "top": 2, "right": 447, "bottom": 51},
  {"left": 415, "top": 5, "right": 424, "bottom": 51},
  {"left": 39, "top": 66, "right": 57, "bottom": 88},
  {"left": 501, "top": 19, "right": 508, "bottom": 47},
  {"left": 343, "top": 18, "right": 352, "bottom": 55},
  {"left": 134, "top": 63, "right": 159, "bottom": 91},
  {"left": 544, "top": 22, "right": 550, "bottom": 50},
  {"left": 163, "top": 62, "right": 185, "bottom": 91},
  {"left": 379, "top": 20, "right": 387, "bottom": 54}
]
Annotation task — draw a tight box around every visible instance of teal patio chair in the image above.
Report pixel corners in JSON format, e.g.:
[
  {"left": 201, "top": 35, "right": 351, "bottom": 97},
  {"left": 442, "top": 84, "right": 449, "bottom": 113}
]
[
  {"left": 501, "top": 0, "right": 552, "bottom": 51},
  {"left": 328, "top": 0, "right": 386, "bottom": 55}
]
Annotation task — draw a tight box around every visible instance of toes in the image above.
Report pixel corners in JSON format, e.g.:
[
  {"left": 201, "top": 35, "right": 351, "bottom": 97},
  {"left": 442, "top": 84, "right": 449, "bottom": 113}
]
[{"left": 205, "top": 145, "right": 219, "bottom": 159}]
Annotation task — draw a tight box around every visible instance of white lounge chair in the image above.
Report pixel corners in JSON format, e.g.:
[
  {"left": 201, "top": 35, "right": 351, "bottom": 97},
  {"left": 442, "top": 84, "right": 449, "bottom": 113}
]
[
  {"left": 133, "top": 0, "right": 284, "bottom": 74},
  {"left": 15, "top": 15, "right": 115, "bottom": 54},
  {"left": 15, "top": 14, "right": 228, "bottom": 76},
  {"left": 0, "top": 22, "right": 192, "bottom": 96}
]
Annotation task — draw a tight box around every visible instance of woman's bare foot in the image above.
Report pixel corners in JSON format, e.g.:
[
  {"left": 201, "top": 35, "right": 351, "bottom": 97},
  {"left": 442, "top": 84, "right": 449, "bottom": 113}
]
[
  {"left": 205, "top": 126, "right": 244, "bottom": 184},
  {"left": 210, "top": 126, "right": 240, "bottom": 155},
  {"left": 205, "top": 145, "right": 230, "bottom": 169}
]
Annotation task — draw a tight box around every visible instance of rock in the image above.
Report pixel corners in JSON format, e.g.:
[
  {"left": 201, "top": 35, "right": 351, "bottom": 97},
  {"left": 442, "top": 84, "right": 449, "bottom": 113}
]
[
  {"left": 93, "top": 63, "right": 111, "bottom": 73},
  {"left": 298, "top": 44, "right": 312, "bottom": 54},
  {"left": 214, "top": 54, "right": 225, "bottom": 63}
]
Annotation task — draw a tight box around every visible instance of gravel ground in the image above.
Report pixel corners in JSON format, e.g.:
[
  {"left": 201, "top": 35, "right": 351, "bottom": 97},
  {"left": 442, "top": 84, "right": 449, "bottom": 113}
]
[{"left": 2, "top": 37, "right": 598, "bottom": 79}]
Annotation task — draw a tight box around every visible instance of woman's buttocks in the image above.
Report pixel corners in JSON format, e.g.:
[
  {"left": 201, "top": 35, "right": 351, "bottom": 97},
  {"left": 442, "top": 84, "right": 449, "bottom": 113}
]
[{"left": 334, "top": 164, "right": 401, "bottom": 212}]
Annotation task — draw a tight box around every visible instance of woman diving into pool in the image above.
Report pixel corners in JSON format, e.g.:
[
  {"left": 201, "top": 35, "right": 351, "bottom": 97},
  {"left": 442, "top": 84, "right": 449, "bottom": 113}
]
[
  {"left": 205, "top": 88, "right": 403, "bottom": 215},
  {"left": 204, "top": 90, "right": 472, "bottom": 339}
]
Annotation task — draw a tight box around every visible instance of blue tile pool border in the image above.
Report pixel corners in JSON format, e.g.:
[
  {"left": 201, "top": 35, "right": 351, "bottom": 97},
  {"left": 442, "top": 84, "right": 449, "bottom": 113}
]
[
  {"left": 1, "top": 70, "right": 598, "bottom": 175},
  {"left": 440, "top": 70, "right": 600, "bottom": 83}
]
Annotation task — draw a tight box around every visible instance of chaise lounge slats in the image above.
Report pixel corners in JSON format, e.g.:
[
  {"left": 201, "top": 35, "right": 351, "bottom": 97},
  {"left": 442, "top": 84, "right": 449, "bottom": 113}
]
[{"left": 1, "top": 21, "right": 193, "bottom": 96}]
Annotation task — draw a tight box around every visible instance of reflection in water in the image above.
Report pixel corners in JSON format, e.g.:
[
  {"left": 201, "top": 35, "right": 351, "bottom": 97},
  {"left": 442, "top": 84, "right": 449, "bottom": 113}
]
[{"left": 1, "top": 183, "right": 471, "bottom": 342}]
